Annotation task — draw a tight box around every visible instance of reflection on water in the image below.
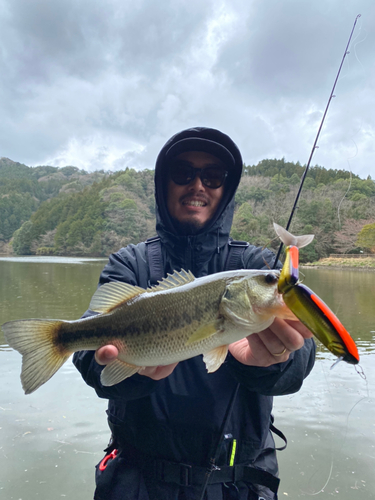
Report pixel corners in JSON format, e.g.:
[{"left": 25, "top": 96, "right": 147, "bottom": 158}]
[
  {"left": 0, "top": 258, "right": 107, "bottom": 328},
  {"left": 0, "top": 263, "right": 374, "bottom": 499},
  {"left": 0, "top": 256, "right": 107, "bottom": 263}
]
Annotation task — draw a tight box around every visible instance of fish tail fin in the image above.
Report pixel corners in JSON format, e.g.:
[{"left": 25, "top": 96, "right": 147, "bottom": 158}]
[
  {"left": 273, "top": 222, "right": 314, "bottom": 249},
  {"left": 2, "top": 319, "right": 70, "bottom": 394}
]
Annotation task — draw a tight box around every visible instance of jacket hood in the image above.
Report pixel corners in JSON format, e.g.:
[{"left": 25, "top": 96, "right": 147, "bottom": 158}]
[{"left": 154, "top": 128, "right": 243, "bottom": 258}]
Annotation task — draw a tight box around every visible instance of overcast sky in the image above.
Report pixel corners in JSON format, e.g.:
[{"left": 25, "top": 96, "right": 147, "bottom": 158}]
[{"left": 0, "top": 0, "right": 374, "bottom": 178}]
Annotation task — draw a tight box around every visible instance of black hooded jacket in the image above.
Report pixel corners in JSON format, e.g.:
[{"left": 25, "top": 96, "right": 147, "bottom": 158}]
[{"left": 73, "top": 127, "right": 316, "bottom": 499}]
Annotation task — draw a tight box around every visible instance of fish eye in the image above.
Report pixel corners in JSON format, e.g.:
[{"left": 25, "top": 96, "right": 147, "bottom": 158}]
[{"left": 264, "top": 273, "right": 278, "bottom": 284}]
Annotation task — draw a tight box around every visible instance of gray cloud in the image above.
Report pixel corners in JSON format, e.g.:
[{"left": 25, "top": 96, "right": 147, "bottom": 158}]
[{"left": 0, "top": 0, "right": 373, "bottom": 178}]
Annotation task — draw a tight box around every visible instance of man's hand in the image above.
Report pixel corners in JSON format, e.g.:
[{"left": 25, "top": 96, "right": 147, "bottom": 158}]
[
  {"left": 95, "top": 345, "right": 178, "bottom": 380},
  {"left": 228, "top": 318, "right": 313, "bottom": 367}
]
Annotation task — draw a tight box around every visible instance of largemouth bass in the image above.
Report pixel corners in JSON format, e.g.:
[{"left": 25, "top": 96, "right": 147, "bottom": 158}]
[{"left": 2, "top": 268, "right": 296, "bottom": 394}]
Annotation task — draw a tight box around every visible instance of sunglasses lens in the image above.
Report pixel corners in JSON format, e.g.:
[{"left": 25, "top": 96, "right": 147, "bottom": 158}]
[
  {"left": 201, "top": 167, "right": 226, "bottom": 188},
  {"left": 170, "top": 164, "right": 194, "bottom": 185},
  {"left": 170, "top": 164, "right": 227, "bottom": 188}
]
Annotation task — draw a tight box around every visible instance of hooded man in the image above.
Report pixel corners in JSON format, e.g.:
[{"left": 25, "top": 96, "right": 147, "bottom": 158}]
[{"left": 73, "top": 127, "right": 316, "bottom": 500}]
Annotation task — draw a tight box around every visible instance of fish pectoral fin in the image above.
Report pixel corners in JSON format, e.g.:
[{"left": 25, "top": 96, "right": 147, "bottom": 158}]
[
  {"left": 185, "top": 322, "right": 219, "bottom": 345},
  {"left": 100, "top": 359, "right": 142, "bottom": 386},
  {"left": 203, "top": 345, "right": 228, "bottom": 373},
  {"left": 147, "top": 269, "right": 196, "bottom": 292},
  {"left": 89, "top": 282, "right": 146, "bottom": 313}
]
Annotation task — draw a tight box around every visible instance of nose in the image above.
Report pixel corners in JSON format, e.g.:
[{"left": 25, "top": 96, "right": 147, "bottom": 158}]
[{"left": 187, "top": 172, "right": 205, "bottom": 190}]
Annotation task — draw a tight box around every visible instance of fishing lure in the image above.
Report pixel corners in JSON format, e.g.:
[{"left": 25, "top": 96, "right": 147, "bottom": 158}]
[{"left": 274, "top": 223, "right": 359, "bottom": 365}]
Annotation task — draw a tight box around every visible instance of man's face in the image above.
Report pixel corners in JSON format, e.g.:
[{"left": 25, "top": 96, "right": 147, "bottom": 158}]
[{"left": 167, "top": 151, "right": 226, "bottom": 233}]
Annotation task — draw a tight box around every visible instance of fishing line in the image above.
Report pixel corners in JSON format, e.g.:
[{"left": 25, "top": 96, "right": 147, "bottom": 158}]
[
  {"left": 303, "top": 353, "right": 369, "bottom": 496},
  {"left": 334, "top": 17, "right": 367, "bottom": 231},
  {"left": 336, "top": 170, "right": 352, "bottom": 230},
  {"left": 304, "top": 455, "right": 334, "bottom": 496},
  {"left": 300, "top": 360, "right": 335, "bottom": 496},
  {"left": 351, "top": 18, "right": 367, "bottom": 71},
  {"left": 273, "top": 14, "right": 362, "bottom": 269},
  {"left": 355, "top": 364, "right": 366, "bottom": 380}
]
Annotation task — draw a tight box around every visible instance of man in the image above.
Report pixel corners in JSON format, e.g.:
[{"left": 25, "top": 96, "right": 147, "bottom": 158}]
[{"left": 73, "top": 127, "right": 316, "bottom": 500}]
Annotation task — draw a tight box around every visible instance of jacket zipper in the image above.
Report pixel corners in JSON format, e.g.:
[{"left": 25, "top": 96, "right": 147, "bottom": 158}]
[{"left": 186, "top": 236, "right": 195, "bottom": 273}]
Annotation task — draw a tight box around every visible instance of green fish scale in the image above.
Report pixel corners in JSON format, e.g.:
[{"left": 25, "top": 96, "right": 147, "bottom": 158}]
[{"left": 113, "top": 282, "right": 225, "bottom": 364}]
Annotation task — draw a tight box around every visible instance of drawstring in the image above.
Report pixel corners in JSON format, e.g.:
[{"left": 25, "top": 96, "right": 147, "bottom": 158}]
[{"left": 217, "top": 228, "right": 220, "bottom": 253}]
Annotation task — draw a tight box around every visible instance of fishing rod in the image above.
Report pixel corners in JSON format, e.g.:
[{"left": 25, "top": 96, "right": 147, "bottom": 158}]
[
  {"left": 199, "top": 384, "right": 240, "bottom": 500},
  {"left": 273, "top": 13, "right": 361, "bottom": 268},
  {"left": 199, "top": 14, "right": 362, "bottom": 500}
]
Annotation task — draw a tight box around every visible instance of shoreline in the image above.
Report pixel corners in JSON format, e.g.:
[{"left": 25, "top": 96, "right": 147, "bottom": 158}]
[
  {"left": 301, "top": 256, "right": 375, "bottom": 271},
  {"left": 301, "top": 261, "right": 375, "bottom": 271},
  {"left": 2, "top": 253, "right": 375, "bottom": 270},
  {"left": 301, "top": 265, "right": 375, "bottom": 271}
]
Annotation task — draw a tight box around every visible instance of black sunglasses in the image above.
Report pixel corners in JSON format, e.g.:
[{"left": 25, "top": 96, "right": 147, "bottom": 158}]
[{"left": 169, "top": 163, "right": 228, "bottom": 189}]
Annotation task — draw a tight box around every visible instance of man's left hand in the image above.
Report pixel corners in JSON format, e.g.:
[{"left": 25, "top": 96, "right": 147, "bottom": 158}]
[{"left": 228, "top": 318, "right": 313, "bottom": 367}]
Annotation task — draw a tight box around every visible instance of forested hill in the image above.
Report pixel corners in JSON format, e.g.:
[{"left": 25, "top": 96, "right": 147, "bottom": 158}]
[
  {"left": 0, "top": 158, "right": 107, "bottom": 241},
  {"left": 0, "top": 156, "right": 98, "bottom": 180},
  {"left": 243, "top": 158, "right": 361, "bottom": 184},
  {"left": 1, "top": 157, "right": 374, "bottom": 262}
]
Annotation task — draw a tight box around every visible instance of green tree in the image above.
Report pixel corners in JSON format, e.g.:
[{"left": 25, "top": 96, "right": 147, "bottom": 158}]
[
  {"left": 0, "top": 193, "right": 39, "bottom": 240},
  {"left": 12, "top": 221, "right": 34, "bottom": 255},
  {"left": 297, "top": 199, "right": 335, "bottom": 230},
  {"left": 54, "top": 220, "right": 71, "bottom": 252},
  {"left": 356, "top": 223, "right": 375, "bottom": 253},
  {"left": 303, "top": 177, "right": 316, "bottom": 190},
  {"left": 243, "top": 158, "right": 357, "bottom": 184},
  {"left": 231, "top": 203, "right": 259, "bottom": 241},
  {"left": 290, "top": 173, "right": 301, "bottom": 186},
  {"left": 248, "top": 187, "right": 272, "bottom": 205}
]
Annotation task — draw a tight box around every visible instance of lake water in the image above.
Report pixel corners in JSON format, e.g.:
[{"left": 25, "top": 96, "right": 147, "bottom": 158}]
[{"left": 0, "top": 259, "right": 374, "bottom": 500}]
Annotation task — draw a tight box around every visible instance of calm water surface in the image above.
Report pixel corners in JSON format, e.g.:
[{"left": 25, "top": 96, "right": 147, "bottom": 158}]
[{"left": 0, "top": 260, "right": 374, "bottom": 499}]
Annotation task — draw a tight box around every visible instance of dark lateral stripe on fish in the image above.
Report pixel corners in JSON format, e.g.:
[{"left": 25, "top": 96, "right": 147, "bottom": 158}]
[
  {"left": 56, "top": 307, "right": 209, "bottom": 347},
  {"left": 56, "top": 321, "right": 112, "bottom": 346}
]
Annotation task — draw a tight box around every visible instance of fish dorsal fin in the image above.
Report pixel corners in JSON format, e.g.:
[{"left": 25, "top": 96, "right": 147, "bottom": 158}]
[
  {"left": 89, "top": 281, "right": 146, "bottom": 313},
  {"left": 148, "top": 269, "right": 195, "bottom": 292},
  {"left": 273, "top": 222, "right": 314, "bottom": 249}
]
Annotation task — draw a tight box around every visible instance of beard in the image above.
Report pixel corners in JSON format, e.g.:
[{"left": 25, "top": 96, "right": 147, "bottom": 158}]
[{"left": 171, "top": 217, "right": 205, "bottom": 235}]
